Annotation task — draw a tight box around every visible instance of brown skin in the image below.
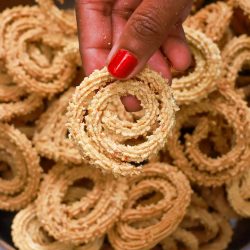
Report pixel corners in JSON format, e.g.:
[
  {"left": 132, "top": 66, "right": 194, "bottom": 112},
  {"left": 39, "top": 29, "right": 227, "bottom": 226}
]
[{"left": 76, "top": 0, "right": 192, "bottom": 111}]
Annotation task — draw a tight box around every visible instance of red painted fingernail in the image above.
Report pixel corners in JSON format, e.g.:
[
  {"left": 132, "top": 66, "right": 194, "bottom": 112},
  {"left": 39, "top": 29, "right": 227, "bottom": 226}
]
[{"left": 108, "top": 49, "right": 138, "bottom": 78}]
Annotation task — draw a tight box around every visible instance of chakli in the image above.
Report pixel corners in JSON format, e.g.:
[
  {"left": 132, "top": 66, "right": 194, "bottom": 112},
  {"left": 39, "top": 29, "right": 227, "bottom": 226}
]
[
  {"left": 171, "top": 27, "right": 222, "bottom": 104},
  {"left": 67, "top": 67, "right": 178, "bottom": 176},
  {"left": 165, "top": 88, "right": 250, "bottom": 186},
  {"left": 0, "top": 123, "right": 42, "bottom": 211},
  {"left": 0, "top": 1, "right": 249, "bottom": 249},
  {"left": 34, "top": 88, "right": 83, "bottom": 165},
  {"left": 108, "top": 163, "right": 191, "bottom": 250},
  {"left": 36, "top": 162, "right": 128, "bottom": 245}
]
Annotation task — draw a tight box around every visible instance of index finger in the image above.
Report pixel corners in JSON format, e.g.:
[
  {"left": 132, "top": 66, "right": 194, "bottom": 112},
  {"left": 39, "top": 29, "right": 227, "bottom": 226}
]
[{"left": 75, "top": 0, "right": 115, "bottom": 75}]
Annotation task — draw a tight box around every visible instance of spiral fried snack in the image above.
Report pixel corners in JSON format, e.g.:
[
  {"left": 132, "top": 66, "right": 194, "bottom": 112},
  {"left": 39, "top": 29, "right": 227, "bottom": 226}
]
[
  {"left": 182, "top": 203, "right": 233, "bottom": 250},
  {"left": 166, "top": 88, "right": 250, "bottom": 186},
  {"left": 0, "top": 61, "right": 43, "bottom": 122},
  {"left": 227, "top": 168, "right": 250, "bottom": 217},
  {"left": 36, "top": 163, "right": 128, "bottom": 245},
  {"left": 108, "top": 163, "right": 191, "bottom": 250},
  {"left": 0, "top": 6, "right": 77, "bottom": 97},
  {"left": 34, "top": 88, "right": 82, "bottom": 165},
  {"left": 67, "top": 67, "right": 178, "bottom": 176},
  {"left": 200, "top": 187, "right": 238, "bottom": 219},
  {"left": 199, "top": 213, "right": 233, "bottom": 250},
  {"left": 0, "top": 6, "right": 54, "bottom": 59},
  {"left": 185, "top": 2, "right": 233, "bottom": 43},
  {"left": 160, "top": 228, "right": 199, "bottom": 250},
  {"left": 222, "top": 35, "right": 250, "bottom": 90},
  {"left": 0, "top": 123, "right": 42, "bottom": 211},
  {"left": 12, "top": 204, "right": 104, "bottom": 250},
  {"left": 36, "top": 0, "right": 77, "bottom": 34},
  {"left": 172, "top": 27, "right": 222, "bottom": 104},
  {"left": 63, "top": 39, "right": 81, "bottom": 67}
]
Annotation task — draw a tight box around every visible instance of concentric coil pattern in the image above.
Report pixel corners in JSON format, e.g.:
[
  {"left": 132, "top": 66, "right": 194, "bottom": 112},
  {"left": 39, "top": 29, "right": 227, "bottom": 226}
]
[
  {"left": 67, "top": 67, "right": 178, "bottom": 176},
  {"left": 160, "top": 228, "right": 199, "bottom": 250},
  {"left": 0, "top": 6, "right": 77, "bottom": 97},
  {"left": 12, "top": 204, "right": 104, "bottom": 250},
  {"left": 171, "top": 27, "right": 222, "bottom": 104},
  {"left": 166, "top": 89, "right": 250, "bottom": 186},
  {"left": 227, "top": 168, "right": 250, "bottom": 217},
  {"left": 36, "top": 0, "right": 77, "bottom": 34},
  {"left": 0, "top": 60, "right": 43, "bottom": 122},
  {"left": 222, "top": 35, "right": 250, "bottom": 89},
  {"left": 0, "top": 123, "right": 42, "bottom": 211},
  {"left": 108, "top": 163, "right": 191, "bottom": 250},
  {"left": 200, "top": 187, "right": 238, "bottom": 219},
  {"left": 34, "top": 88, "right": 83, "bottom": 165},
  {"left": 185, "top": 2, "right": 233, "bottom": 43},
  {"left": 36, "top": 163, "right": 128, "bottom": 245},
  {"left": 181, "top": 203, "right": 233, "bottom": 250}
]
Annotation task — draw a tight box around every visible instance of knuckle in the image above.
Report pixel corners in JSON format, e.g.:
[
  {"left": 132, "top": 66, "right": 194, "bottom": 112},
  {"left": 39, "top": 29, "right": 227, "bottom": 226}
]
[{"left": 130, "top": 8, "right": 163, "bottom": 40}]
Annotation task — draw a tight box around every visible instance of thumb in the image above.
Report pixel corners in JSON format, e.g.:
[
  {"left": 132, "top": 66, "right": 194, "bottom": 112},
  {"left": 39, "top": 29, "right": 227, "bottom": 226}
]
[{"left": 107, "top": 0, "right": 191, "bottom": 79}]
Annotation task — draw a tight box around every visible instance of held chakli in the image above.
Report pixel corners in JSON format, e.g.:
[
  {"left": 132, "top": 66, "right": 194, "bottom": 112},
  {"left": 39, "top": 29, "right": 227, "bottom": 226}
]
[{"left": 67, "top": 67, "right": 178, "bottom": 176}]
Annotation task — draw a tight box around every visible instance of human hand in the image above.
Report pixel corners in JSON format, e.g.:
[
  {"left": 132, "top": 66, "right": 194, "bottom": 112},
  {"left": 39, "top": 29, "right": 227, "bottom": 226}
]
[{"left": 76, "top": 0, "right": 192, "bottom": 111}]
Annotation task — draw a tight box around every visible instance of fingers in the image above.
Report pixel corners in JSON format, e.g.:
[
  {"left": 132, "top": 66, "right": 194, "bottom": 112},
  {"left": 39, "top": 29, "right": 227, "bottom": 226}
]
[
  {"left": 107, "top": 0, "right": 192, "bottom": 79},
  {"left": 75, "top": 0, "right": 115, "bottom": 75},
  {"left": 163, "top": 24, "right": 192, "bottom": 71},
  {"left": 120, "top": 95, "right": 142, "bottom": 112},
  {"left": 120, "top": 50, "right": 171, "bottom": 112},
  {"left": 111, "top": 0, "right": 141, "bottom": 43},
  {"left": 147, "top": 50, "right": 171, "bottom": 80}
]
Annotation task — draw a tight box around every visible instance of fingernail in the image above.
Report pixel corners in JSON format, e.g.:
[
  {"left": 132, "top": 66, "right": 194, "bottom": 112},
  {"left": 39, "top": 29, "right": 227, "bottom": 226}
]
[{"left": 108, "top": 49, "right": 138, "bottom": 78}]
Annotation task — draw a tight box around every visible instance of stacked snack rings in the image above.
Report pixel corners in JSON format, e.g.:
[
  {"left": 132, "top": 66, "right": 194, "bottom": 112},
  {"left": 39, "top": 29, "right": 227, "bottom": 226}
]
[
  {"left": 165, "top": 88, "right": 250, "bottom": 186},
  {"left": 36, "top": 163, "right": 128, "bottom": 245},
  {"left": 0, "top": 1, "right": 248, "bottom": 250},
  {"left": 108, "top": 163, "right": 191, "bottom": 250},
  {"left": 0, "top": 123, "right": 42, "bottom": 211}
]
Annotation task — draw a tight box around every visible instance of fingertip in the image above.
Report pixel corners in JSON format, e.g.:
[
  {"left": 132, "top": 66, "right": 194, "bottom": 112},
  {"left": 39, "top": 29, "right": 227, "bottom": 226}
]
[
  {"left": 164, "top": 37, "right": 192, "bottom": 71},
  {"left": 120, "top": 95, "right": 142, "bottom": 112},
  {"left": 147, "top": 51, "right": 172, "bottom": 81}
]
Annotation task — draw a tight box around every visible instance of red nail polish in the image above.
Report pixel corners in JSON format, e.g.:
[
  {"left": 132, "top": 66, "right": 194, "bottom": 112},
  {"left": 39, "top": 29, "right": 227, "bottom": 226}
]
[{"left": 108, "top": 49, "right": 138, "bottom": 78}]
